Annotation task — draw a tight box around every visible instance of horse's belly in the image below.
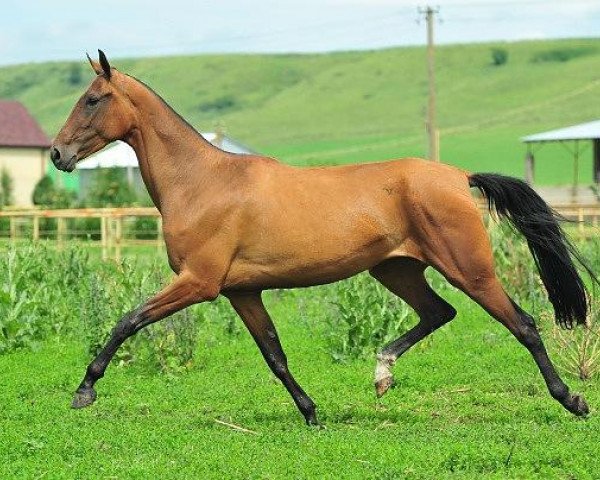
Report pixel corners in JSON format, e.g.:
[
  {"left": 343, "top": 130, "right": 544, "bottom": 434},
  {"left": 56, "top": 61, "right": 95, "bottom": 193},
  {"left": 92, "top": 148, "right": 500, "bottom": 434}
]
[{"left": 222, "top": 231, "right": 409, "bottom": 290}]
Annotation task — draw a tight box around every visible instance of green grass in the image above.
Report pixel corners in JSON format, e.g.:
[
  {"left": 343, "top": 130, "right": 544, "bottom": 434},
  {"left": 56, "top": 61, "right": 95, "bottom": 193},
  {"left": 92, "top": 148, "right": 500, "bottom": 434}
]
[
  {"left": 2, "top": 38, "right": 600, "bottom": 185},
  {"left": 1, "top": 281, "right": 599, "bottom": 479}
]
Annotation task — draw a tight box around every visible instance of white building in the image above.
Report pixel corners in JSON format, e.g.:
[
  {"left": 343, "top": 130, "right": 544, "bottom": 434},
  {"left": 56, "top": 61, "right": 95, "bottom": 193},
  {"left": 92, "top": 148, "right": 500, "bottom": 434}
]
[{"left": 77, "top": 133, "right": 256, "bottom": 198}]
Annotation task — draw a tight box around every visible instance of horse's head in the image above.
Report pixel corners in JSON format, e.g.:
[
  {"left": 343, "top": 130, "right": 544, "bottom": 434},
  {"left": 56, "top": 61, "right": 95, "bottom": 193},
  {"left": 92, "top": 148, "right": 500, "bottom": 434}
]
[{"left": 51, "top": 50, "right": 136, "bottom": 172}]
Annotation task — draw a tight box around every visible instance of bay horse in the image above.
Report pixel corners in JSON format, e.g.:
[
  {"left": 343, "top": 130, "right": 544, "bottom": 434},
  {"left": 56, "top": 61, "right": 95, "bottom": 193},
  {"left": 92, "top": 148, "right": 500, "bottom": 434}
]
[{"left": 52, "top": 51, "right": 597, "bottom": 425}]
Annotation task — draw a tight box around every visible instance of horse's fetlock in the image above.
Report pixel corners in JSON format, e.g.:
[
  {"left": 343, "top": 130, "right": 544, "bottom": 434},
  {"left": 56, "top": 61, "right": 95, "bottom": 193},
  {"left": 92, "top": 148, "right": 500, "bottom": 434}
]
[{"left": 550, "top": 383, "right": 569, "bottom": 402}]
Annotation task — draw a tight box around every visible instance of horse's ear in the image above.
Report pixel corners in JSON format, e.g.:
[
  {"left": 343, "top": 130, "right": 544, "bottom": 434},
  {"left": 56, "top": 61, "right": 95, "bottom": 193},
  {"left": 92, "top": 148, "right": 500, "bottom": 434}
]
[
  {"left": 86, "top": 52, "right": 103, "bottom": 75},
  {"left": 98, "top": 49, "right": 112, "bottom": 80}
]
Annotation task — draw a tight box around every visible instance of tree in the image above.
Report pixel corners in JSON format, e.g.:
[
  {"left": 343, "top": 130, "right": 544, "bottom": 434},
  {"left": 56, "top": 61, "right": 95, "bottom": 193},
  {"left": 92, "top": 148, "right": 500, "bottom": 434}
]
[
  {"left": 491, "top": 48, "right": 508, "bottom": 66},
  {"left": 67, "top": 63, "right": 83, "bottom": 86},
  {"left": 0, "top": 168, "right": 14, "bottom": 207},
  {"left": 32, "top": 175, "right": 75, "bottom": 208},
  {"left": 84, "top": 168, "right": 137, "bottom": 207}
]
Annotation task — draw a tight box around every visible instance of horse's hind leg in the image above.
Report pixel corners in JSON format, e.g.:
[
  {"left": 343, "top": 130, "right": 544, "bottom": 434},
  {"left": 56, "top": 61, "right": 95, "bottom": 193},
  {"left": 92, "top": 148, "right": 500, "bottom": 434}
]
[
  {"left": 461, "top": 276, "right": 588, "bottom": 416},
  {"left": 429, "top": 217, "right": 588, "bottom": 416},
  {"left": 369, "top": 257, "right": 457, "bottom": 397}
]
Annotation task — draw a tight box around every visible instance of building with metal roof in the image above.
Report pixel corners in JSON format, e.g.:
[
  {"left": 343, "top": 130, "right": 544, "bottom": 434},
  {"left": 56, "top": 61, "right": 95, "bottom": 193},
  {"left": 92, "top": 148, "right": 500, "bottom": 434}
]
[
  {"left": 0, "top": 100, "right": 50, "bottom": 206},
  {"left": 522, "top": 120, "right": 600, "bottom": 197}
]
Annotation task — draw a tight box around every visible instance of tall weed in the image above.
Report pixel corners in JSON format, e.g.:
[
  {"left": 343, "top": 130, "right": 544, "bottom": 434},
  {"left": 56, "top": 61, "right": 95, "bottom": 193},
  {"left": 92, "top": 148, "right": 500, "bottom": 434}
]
[{"left": 327, "top": 273, "right": 416, "bottom": 361}]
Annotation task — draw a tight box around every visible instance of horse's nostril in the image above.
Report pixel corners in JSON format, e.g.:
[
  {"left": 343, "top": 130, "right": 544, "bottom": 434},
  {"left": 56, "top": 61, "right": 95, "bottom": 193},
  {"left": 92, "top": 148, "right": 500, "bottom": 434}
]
[{"left": 50, "top": 147, "right": 61, "bottom": 162}]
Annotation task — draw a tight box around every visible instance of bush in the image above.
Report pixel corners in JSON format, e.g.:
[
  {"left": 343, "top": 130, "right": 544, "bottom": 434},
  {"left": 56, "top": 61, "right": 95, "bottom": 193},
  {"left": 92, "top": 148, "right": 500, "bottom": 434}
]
[
  {"left": 531, "top": 47, "right": 596, "bottom": 63},
  {"left": 83, "top": 168, "right": 137, "bottom": 207},
  {"left": 0, "top": 167, "right": 14, "bottom": 207},
  {"left": 32, "top": 175, "right": 75, "bottom": 209},
  {"left": 326, "top": 273, "right": 416, "bottom": 361},
  {"left": 491, "top": 48, "right": 508, "bottom": 66},
  {"left": 132, "top": 216, "right": 159, "bottom": 240}
]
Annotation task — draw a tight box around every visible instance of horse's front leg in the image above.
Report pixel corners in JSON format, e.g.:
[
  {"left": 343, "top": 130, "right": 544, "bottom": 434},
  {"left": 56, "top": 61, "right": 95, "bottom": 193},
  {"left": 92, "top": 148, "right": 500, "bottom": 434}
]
[
  {"left": 226, "top": 291, "right": 319, "bottom": 425},
  {"left": 72, "top": 271, "right": 218, "bottom": 408}
]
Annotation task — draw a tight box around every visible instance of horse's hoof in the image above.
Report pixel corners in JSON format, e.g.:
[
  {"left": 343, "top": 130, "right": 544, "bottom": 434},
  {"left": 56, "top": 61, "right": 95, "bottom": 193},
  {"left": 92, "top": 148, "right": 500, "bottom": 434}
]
[
  {"left": 71, "top": 388, "right": 97, "bottom": 409},
  {"left": 305, "top": 415, "right": 324, "bottom": 429},
  {"left": 375, "top": 376, "right": 394, "bottom": 398},
  {"left": 567, "top": 394, "right": 589, "bottom": 417}
]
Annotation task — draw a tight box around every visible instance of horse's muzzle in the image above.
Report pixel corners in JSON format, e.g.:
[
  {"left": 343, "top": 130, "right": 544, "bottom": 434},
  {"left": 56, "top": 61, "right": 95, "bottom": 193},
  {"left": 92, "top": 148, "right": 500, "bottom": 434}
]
[{"left": 50, "top": 144, "right": 78, "bottom": 172}]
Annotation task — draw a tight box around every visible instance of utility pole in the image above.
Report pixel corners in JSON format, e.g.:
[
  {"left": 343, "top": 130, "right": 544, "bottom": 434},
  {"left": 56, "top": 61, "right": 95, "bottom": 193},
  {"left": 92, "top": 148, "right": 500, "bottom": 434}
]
[{"left": 419, "top": 6, "right": 439, "bottom": 162}]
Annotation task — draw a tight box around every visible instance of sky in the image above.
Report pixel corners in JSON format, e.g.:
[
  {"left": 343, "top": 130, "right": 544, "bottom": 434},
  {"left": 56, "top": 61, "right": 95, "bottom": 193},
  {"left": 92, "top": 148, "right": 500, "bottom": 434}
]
[{"left": 1, "top": 0, "right": 600, "bottom": 66}]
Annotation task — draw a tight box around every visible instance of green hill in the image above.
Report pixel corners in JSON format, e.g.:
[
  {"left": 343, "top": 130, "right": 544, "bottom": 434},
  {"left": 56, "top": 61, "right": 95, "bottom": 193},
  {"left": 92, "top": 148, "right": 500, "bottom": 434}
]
[{"left": 2, "top": 38, "right": 600, "bottom": 185}]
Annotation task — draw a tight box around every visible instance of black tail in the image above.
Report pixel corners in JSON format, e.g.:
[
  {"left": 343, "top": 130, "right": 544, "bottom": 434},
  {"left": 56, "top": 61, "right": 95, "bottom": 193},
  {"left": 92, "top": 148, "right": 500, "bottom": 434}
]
[{"left": 469, "top": 172, "right": 598, "bottom": 329}]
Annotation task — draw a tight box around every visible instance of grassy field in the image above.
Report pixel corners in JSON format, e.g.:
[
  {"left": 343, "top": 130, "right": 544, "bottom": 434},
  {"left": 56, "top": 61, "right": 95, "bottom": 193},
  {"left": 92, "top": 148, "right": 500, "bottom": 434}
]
[
  {"left": 2, "top": 38, "right": 600, "bottom": 184},
  {"left": 1, "top": 245, "right": 599, "bottom": 479}
]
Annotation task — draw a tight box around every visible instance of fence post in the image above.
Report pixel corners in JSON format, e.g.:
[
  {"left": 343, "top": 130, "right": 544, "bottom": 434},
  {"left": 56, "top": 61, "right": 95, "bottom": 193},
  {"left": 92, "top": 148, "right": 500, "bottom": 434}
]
[
  {"left": 33, "top": 215, "right": 40, "bottom": 241},
  {"left": 9, "top": 217, "right": 16, "bottom": 242},
  {"left": 57, "top": 217, "right": 66, "bottom": 249},
  {"left": 578, "top": 208, "right": 584, "bottom": 236},
  {"left": 101, "top": 215, "right": 108, "bottom": 261},
  {"left": 115, "top": 216, "right": 123, "bottom": 263},
  {"left": 157, "top": 216, "right": 163, "bottom": 254}
]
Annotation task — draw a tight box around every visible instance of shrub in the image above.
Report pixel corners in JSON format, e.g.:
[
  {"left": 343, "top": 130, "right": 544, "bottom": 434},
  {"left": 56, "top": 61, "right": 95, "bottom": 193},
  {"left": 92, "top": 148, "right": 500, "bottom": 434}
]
[
  {"left": 132, "top": 216, "right": 159, "bottom": 240},
  {"left": 32, "top": 175, "right": 75, "bottom": 209},
  {"left": 531, "top": 47, "right": 596, "bottom": 64},
  {"left": 198, "top": 95, "right": 237, "bottom": 113},
  {"left": 0, "top": 167, "right": 14, "bottom": 207},
  {"left": 83, "top": 168, "right": 137, "bottom": 207},
  {"left": 327, "top": 273, "right": 416, "bottom": 361},
  {"left": 67, "top": 63, "right": 83, "bottom": 86},
  {"left": 491, "top": 48, "right": 508, "bottom": 66}
]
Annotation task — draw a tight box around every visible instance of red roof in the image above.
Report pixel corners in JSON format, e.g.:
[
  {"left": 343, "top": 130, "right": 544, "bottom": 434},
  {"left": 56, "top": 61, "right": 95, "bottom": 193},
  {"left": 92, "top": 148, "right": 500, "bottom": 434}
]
[{"left": 0, "top": 100, "right": 51, "bottom": 148}]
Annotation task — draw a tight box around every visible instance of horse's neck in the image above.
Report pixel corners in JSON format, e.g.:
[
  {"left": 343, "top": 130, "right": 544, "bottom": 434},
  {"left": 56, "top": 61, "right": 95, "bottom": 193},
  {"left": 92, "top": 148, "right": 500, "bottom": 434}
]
[{"left": 124, "top": 87, "right": 221, "bottom": 212}]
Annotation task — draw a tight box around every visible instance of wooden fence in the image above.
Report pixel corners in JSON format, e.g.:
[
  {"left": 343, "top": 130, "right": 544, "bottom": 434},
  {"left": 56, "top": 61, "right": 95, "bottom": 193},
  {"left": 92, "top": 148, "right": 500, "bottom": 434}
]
[
  {"left": 0, "top": 207, "right": 161, "bottom": 261},
  {"left": 0, "top": 204, "right": 598, "bottom": 261}
]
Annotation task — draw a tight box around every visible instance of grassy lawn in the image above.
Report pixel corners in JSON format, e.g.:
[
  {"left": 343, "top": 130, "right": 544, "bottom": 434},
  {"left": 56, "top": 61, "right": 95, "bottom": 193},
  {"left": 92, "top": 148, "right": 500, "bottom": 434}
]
[{"left": 1, "top": 282, "right": 599, "bottom": 479}]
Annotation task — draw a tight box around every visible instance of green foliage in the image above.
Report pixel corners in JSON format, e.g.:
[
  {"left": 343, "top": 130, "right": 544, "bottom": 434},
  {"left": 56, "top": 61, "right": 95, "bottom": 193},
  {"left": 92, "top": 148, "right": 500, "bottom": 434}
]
[
  {"left": 550, "top": 297, "right": 600, "bottom": 381},
  {"left": 491, "top": 47, "right": 508, "bottom": 66},
  {"left": 132, "top": 216, "right": 159, "bottom": 240},
  {"left": 32, "top": 175, "right": 75, "bottom": 208},
  {"left": 84, "top": 168, "right": 137, "bottom": 207},
  {"left": 197, "top": 95, "right": 237, "bottom": 113},
  {"left": 0, "top": 168, "right": 13, "bottom": 207},
  {"left": 531, "top": 46, "right": 597, "bottom": 63},
  {"left": 0, "top": 244, "right": 88, "bottom": 353},
  {"left": 0, "top": 249, "right": 44, "bottom": 353},
  {"left": 0, "top": 244, "right": 202, "bottom": 373},
  {"left": 488, "top": 221, "right": 548, "bottom": 314},
  {"left": 327, "top": 273, "right": 416, "bottom": 361},
  {"left": 67, "top": 63, "right": 83, "bottom": 86},
  {"left": 80, "top": 259, "right": 201, "bottom": 373}
]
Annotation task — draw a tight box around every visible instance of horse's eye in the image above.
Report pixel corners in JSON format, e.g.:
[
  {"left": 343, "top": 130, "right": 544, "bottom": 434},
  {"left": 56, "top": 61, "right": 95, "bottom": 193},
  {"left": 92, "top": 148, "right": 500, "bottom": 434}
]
[{"left": 86, "top": 96, "right": 100, "bottom": 107}]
